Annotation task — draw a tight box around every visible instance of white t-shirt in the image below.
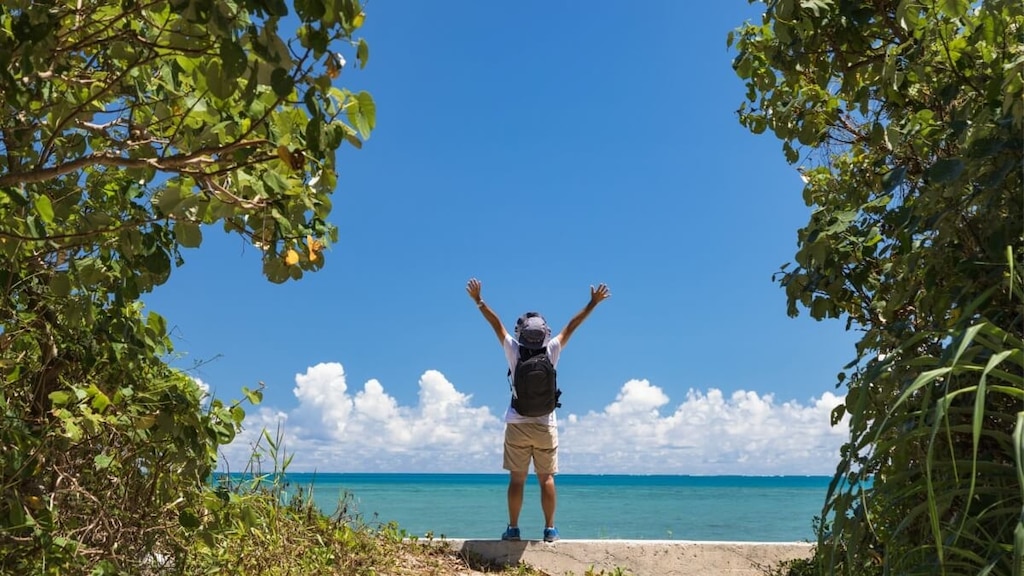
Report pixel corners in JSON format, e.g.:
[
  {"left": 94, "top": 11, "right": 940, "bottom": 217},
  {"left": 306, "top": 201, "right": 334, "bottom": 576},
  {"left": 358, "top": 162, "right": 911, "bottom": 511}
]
[{"left": 503, "top": 333, "right": 561, "bottom": 425}]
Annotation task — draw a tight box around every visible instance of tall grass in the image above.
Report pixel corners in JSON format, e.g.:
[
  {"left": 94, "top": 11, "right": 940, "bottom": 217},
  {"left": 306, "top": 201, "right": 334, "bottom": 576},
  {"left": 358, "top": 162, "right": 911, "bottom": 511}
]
[
  {"left": 819, "top": 255, "right": 1024, "bottom": 575},
  {"left": 175, "top": 426, "right": 463, "bottom": 575}
]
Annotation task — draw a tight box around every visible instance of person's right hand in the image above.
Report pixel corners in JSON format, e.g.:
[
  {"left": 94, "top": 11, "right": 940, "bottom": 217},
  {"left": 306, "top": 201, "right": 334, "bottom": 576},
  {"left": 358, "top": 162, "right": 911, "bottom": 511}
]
[
  {"left": 466, "top": 278, "right": 483, "bottom": 304},
  {"left": 589, "top": 283, "right": 611, "bottom": 306}
]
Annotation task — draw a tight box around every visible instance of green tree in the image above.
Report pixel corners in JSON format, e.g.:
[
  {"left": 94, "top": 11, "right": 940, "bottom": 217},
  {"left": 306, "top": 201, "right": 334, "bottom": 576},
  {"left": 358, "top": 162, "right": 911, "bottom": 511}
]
[
  {"left": 0, "top": 0, "right": 374, "bottom": 572},
  {"left": 731, "top": 0, "right": 1023, "bottom": 574}
]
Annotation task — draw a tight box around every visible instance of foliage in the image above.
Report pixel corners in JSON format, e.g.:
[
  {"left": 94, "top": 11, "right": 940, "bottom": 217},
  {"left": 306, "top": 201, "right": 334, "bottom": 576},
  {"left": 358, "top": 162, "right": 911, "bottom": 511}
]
[
  {"left": 581, "top": 568, "right": 633, "bottom": 576},
  {"left": 731, "top": 0, "right": 1023, "bottom": 574},
  {"left": 762, "top": 556, "right": 820, "bottom": 576},
  {"left": 0, "top": 0, "right": 374, "bottom": 285},
  {"left": 177, "top": 429, "right": 405, "bottom": 575},
  {"left": 178, "top": 430, "right": 541, "bottom": 576},
  {"left": 0, "top": 0, "right": 374, "bottom": 572},
  {"left": 1, "top": 344, "right": 248, "bottom": 574}
]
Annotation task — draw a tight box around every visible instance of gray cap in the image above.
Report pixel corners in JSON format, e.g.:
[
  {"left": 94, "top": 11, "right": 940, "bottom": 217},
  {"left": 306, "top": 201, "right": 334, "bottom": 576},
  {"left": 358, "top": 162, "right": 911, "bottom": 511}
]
[{"left": 516, "top": 315, "right": 550, "bottom": 350}]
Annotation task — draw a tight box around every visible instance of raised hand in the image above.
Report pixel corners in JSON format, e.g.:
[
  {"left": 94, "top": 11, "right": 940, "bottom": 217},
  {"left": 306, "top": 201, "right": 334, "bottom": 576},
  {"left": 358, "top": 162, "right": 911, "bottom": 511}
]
[
  {"left": 589, "top": 283, "right": 611, "bottom": 306},
  {"left": 466, "top": 278, "right": 483, "bottom": 303}
]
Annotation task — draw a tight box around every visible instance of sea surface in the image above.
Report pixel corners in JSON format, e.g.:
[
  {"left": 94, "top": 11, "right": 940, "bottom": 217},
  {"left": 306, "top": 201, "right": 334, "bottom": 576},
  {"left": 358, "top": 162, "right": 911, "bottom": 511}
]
[{"left": 269, "top": 473, "right": 829, "bottom": 542}]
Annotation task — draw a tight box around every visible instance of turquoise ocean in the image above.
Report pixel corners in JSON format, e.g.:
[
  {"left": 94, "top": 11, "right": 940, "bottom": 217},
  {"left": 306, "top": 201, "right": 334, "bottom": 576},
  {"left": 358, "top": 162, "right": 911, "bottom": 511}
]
[{"left": 275, "top": 474, "right": 829, "bottom": 542}]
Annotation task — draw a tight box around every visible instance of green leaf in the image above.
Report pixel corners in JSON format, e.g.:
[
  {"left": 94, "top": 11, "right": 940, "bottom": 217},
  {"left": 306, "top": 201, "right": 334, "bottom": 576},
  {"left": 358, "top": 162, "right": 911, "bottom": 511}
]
[
  {"left": 220, "top": 40, "right": 248, "bottom": 80},
  {"left": 94, "top": 454, "right": 113, "bottom": 470},
  {"left": 345, "top": 91, "right": 376, "bottom": 140},
  {"left": 271, "top": 68, "right": 295, "bottom": 98},
  {"left": 0, "top": 187, "right": 28, "bottom": 207},
  {"left": 242, "top": 505, "right": 259, "bottom": 528},
  {"left": 175, "top": 221, "right": 203, "bottom": 248},
  {"left": 266, "top": 0, "right": 288, "bottom": 17},
  {"left": 143, "top": 249, "right": 171, "bottom": 281},
  {"left": 7, "top": 496, "right": 26, "bottom": 527},
  {"left": 941, "top": 0, "right": 968, "bottom": 16},
  {"left": 49, "top": 391, "right": 71, "bottom": 406},
  {"left": 341, "top": 124, "right": 362, "bottom": 149},
  {"left": 357, "top": 38, "right": 369, "bottom": 69},
  {"left": 243, "top": 386, "right": 263, "bottom": 405},
  {"left": 336, "top": 0, "right": 360, "bottom": 24},
  {"left": 75, "top": 258, "right": 103, "bottom": 286},
  {"left": 206, "top": 60, "right": 235, "bottom": 100},
  {"left": 263, "top": 255, "right": 290, "bottom": 283},
  {"left": 296, "top": 0, "right": 326, "bottom": 20},
  {"left": 91, "top": 390, "right": 111, "bottom": 412},
  {"left": 357, "top": 91, "right": 375, "bottom": 131},
  {"left": 49, "top": 273, "right": 71, "bottom": 297},
  {"left": 155, "top": 186, "right": 185, "bottom": 216},
  {"left": 783, "top": 141, "right": 799, "bottom": 164},
  {"left": 306, "top": 119, "right": 322, "bottom": 155},
  {"left": 800, "top": 0, "right": 831, "bottom": 18},
  {"left": 925, "top": 158, "right": 964, "bottom": 183},
  {"left": 263, "top": 170, "right": 289, "bottom": 193},
  {"left": 882, "top": 166, "right": 907, "bottom": 193},
  {"left": 64, "top": 420, "right": 82, "bottom": 441},
  {"left": 304, "top": 87, "right": 321, "bottom": 120},
  {"left": 179, "top": 509, "right": 201, "bottom": 529},
  {"left": 34, "top": 195, "right": 54, "bottom": 223}
]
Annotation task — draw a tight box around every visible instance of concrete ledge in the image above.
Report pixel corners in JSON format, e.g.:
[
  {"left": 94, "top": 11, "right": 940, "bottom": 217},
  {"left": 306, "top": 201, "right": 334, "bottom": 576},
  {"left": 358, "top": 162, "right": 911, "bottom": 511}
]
[{"left": 434, "top": 539, "right": 813, "bottom": 576}]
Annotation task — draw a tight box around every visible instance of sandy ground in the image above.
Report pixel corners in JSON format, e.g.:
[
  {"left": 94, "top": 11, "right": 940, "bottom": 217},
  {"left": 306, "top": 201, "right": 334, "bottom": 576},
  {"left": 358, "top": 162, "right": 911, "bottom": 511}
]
[{"left": 428, "top": 538, "right": 814, "bottom": 576}]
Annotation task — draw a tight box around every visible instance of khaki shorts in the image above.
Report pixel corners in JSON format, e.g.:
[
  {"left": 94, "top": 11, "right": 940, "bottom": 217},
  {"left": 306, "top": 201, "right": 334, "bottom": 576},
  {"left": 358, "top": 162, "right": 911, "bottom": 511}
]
[{"left": 503, "top": 423, "right": 558, "bottom": 474}]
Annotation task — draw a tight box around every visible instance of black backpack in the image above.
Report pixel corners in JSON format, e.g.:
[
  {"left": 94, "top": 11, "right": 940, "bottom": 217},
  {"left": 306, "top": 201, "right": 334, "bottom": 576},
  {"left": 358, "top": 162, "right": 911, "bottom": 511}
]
[{"left": 510, "top": 346, "right": 561, "bottom": 417}]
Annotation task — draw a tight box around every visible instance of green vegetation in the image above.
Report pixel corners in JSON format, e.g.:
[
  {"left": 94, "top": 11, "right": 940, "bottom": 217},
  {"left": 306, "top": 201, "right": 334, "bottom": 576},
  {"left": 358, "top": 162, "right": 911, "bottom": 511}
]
[
  {"left": 0, "top": 0, "right": 426, "bottom": 573},
  {"left": 731, "top": 0, "right": 1023, "bottom": 574},
  {"left": 174, "top": 431, "right": 541, "bottom": 575}
]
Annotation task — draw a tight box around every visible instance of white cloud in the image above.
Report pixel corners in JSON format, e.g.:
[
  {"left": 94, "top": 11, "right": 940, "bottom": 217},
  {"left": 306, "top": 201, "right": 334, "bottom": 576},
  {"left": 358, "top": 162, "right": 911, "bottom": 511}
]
[
  {"left": 193, "top": 377, "right": 211, "bottom": 408},
  {"left": 193, "top": 377, "right": 210, "bottom": 396},
  {"left": 217, "top": 364, "right": 850, "bottom": 476},
  {"left": 560, "top": 384, "right": 848, "bottom": 475}
]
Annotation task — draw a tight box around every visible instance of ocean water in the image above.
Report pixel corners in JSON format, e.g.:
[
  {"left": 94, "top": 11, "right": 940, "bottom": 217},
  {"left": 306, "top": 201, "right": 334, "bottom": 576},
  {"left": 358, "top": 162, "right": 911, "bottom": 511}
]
[{"left": 274, "top": 473, "right": 828, "bottom": 542}]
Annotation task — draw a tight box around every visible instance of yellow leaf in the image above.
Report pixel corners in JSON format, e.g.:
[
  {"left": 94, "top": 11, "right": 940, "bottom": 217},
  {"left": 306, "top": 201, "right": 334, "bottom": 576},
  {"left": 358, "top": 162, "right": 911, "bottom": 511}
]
[
  {"left": 353, "top": 12, "right": 365, "bottom": 29},
  {"left": 277, "top": 145, "right": 293, "bottom": 166},
  {"left": 284, "top": 249, "right": 299, "bottom": 266},
  {"left": 306, "top": 235, "right": 323, "bottom": 261}
]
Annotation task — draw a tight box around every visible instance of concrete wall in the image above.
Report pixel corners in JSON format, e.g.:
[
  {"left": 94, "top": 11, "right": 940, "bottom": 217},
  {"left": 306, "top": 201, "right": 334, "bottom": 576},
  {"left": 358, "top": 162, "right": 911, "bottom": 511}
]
[{"left": 437, "top": 539, "right": 813, "bottom": 576}]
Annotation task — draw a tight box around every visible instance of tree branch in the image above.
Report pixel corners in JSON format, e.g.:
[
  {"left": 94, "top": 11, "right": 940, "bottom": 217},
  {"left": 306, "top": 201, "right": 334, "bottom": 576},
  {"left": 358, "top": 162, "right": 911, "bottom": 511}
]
[
  {"left": 0, "top": 216, "right": 166, "bottom": 243},
  {"left": 0, "top": 139, "right": 270, "bottom": 188}
]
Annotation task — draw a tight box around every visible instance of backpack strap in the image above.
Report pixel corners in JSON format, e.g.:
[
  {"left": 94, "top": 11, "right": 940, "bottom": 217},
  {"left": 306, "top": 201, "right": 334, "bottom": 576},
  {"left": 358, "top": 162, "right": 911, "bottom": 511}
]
[{"left": 508, "top": 345, "right": 542, "bottom": 400}]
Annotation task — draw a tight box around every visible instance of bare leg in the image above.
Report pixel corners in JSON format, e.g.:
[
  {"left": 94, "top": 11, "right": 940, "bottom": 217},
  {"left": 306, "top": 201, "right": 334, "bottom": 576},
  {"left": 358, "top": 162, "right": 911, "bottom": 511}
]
[
  {"left": 507, "top": 470, "right": 527, "bottom": 527},
  {"left": 537, "top": 472, "right": 556, "bottom": 527}
]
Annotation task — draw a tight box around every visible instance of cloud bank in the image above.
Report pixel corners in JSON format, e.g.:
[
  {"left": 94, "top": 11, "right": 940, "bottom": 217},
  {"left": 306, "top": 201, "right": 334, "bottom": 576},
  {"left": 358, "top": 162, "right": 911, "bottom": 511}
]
[{"left": 218, "top": 362, "right": 850, "bottom": 475}]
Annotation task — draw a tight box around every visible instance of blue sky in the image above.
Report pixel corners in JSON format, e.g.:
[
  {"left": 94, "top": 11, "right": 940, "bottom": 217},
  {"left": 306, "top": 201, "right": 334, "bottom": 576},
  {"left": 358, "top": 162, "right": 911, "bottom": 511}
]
[{"left": 145, "top": 2, "right": 857, "bottom": 475}]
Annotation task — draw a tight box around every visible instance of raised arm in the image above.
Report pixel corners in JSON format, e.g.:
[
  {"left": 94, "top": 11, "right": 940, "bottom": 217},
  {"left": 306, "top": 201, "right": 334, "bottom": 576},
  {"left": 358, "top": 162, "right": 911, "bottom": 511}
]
[
  {"left": 555, "top": 283, "right": 611, "bottom": 348},
  {"left": 466, "top": 278, "right": 509, "bottom": 344}
]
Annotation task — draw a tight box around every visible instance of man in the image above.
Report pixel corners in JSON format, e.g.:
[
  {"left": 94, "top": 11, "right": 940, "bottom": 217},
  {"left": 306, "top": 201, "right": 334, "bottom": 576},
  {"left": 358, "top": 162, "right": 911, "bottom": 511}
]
[{"left": 466, "top": 278, "right": 611, "bottom": 542}]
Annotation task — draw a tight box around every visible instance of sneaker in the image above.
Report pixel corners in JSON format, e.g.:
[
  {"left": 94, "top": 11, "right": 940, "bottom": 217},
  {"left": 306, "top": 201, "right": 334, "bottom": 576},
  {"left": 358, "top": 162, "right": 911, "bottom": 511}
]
[
  {"left": 543, "top": 527, "right": 560, "bottom": 542},
  {"left": 501, "top": 525, "right": 521, "bottom": 541}
]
